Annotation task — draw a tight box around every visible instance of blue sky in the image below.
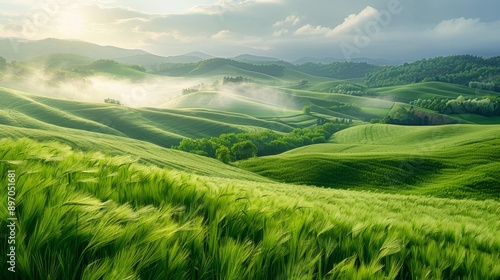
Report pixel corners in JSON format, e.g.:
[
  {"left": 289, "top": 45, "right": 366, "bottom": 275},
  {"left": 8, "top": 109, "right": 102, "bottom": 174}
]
[{"left": 0, "top": 0, "right": 499, "bottom": 60}]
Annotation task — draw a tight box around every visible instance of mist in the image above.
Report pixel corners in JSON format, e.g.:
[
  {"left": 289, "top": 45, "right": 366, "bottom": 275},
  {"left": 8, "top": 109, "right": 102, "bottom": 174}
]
[{"left": 0, "top": 69, "right": 212, "bottom": 108}]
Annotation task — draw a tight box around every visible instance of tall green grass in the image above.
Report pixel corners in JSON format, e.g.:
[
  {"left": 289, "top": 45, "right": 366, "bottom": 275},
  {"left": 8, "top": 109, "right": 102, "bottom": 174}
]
[{"left": 1, "top": 138, "right": 499, "bottom": 279}]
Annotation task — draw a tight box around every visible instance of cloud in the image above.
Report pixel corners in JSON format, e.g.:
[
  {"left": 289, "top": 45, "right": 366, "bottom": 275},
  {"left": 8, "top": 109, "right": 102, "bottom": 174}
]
[
  {"left": 434, "top": 17, "right": 481, "bottom": 35},
  {"left": 294, "top": 6, "right": 381, "bottom": 37},
  {"left": 294, "top": 24, "right": 331, "bottom": 36},
  {"left": 273, "top": 14, "right": 302, "bottom": 37},
  {"left": 190, "top": 0, "right": 283, "bottom": 15},
  {"left": 1, "top": 0, "right": 499, "bottom": 60},
  {"left": 274, "top": 15, "right": 301, "bottom": 28},
  {"left": 331, "top": 6, "right": 379, "bottom": 35},
  {"left": 212, "top": 29, "right": 230, "bottom": 39}
]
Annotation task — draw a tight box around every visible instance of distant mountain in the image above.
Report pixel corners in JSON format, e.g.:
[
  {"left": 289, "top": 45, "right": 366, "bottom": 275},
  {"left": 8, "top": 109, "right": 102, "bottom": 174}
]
[
  {"left": 232, "top": 54, "right": 281, "bottom": 63},
  {"left": 183, "top": 51, "right": 215, "bottom": 60},
  {"left": 292, "top": 57, "right": 339, "bottom": 65},
  {"left": 25, "top": 53, "right": 94, "bottom": 69},
  {"left": 115, "top": 54, "right": 205, "bottom": 65},
  {"left": 293, "top": 56, "right": 399, "bottom": 66},
  {"left": 0, "top": 38, "right": 148, "bottom": 61}
]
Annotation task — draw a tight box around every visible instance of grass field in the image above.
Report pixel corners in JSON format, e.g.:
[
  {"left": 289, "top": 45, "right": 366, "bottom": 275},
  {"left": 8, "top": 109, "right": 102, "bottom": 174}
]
[
  {"left": 1, "top": 138, "right": 499, "bottom": 279},
  {"left": 238, "top": 124, "right": 500, "bottom": 200}
]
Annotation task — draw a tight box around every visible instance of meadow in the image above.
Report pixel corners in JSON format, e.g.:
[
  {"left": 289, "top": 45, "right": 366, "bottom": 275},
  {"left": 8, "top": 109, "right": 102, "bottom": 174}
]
[
  {"left": 239, "top": 124, "right": 500, "bottom": 200},
  {"left": 1, "top": 138, "right": 499, "bottom": 279}
]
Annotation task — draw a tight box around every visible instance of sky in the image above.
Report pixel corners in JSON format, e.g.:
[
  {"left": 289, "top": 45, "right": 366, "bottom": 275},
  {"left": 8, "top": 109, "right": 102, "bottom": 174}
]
[{"left": 0, "top": 0, "right": 499, "bottom": 61}]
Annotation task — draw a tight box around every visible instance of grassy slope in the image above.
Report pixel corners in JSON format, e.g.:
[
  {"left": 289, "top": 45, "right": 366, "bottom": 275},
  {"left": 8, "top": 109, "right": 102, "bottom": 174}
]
[
  {"left": 0, "top": 125, "right": 266, "bottom": 181},
  {"left": 1, "top": 138, "right": 499, "bottom": 279},
  {"left": 371, "top": 81, "right": 500, "bottom": 103},
  {"left": 238, "top": 124, "right": 500, "bottom": 200},
  {"left": 0, "top": 87, "right": 297, "bottom": 148},
  {"left": 164, "top": 91, "right": 299, "bottom": 117}
]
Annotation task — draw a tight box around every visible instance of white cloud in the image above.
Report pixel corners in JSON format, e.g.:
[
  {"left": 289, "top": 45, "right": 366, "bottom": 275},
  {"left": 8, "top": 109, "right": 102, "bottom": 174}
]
[
  {"left": 294, "top": 6, "right": 381, "bottom": 37},
  {"left": 434, "top": 17, "right": 481, "bottom": 35},
  {"left": 274, "top": 15, "right": 301, "bottom": 28},
  {"left": 212, "top": 29, "right": 230, "bottom": 39},
  {"left": 190, "top": 0, "right": 283, "bottom": 15},
  {"left": 273, "top": 14, "right": 302, "bottom": 37},
  {"left": 331, "top": 6, "right": 379, "bottom": 35},
  {"left": 294, "top": 24, "right": 331, "bottom": 36}
]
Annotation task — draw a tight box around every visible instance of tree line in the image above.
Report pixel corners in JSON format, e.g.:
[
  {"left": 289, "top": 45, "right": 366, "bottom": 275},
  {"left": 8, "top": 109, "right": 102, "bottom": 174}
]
[
  {"left": 410, "top": 96, "right": 500, "bottom": 117},
  {"left": 223, "top": 76, "right": 251, "bottom": 85},
  {"left": 174, "top": 122, "right": 351, "bottom": 163}
]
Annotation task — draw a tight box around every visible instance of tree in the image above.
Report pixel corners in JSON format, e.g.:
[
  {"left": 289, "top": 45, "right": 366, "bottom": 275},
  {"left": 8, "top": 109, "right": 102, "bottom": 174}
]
[
  {"left": 299, "top": 79, "right": 308, "bottom": 86},
  {"left": 231, "top": 140, "right": 258, "bottom": 160},
  {"left": 215, "top": 146, "right": 231, "bottom": 163},
  {"left": 104, "top": 98, "right": 121, "bottom": 105},
  {"left": 302, "top": 105, "right": 312, "bottom": 115},
  {"left": 0, "top": 56, "right": 6, "bottom": 69}
]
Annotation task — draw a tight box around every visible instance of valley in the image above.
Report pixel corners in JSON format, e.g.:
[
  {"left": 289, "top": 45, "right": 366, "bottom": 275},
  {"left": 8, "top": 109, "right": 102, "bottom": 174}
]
[{"left": 0, "top": 44, "right": 500, "bottom": 279}]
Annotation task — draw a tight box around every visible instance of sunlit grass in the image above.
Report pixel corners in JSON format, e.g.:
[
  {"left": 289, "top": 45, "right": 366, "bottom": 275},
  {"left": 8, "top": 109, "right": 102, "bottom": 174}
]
[{"left": 1, "top": 138, "right": 499, "bottom": 279}]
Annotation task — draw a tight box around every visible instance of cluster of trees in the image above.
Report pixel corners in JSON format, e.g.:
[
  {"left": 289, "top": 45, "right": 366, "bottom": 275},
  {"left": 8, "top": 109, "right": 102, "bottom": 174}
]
[
  {"left": 128, "top": 64, "right": 147, "bottom": 72},
  {"left": 174, "top": 122, "right": 350, "bottom": 163},
  {"left": 410, "top": 96, "right": 500, "bottom": 116},
  {"left": 330, "top": 103, "right": 363, "bottom": 115},
  {"left": 222, "top": 76, "right": 251, "bottom": 84},
  {"left": 298, "top": 79, "right": 308, "bottom": 86},
  {"left": 379, "top": 107, "right": 430, "bottom": 125},
  {"left": 293, "top": 62, "right": 380, "bottom": 79},
  {"left": 86, "top": 59, "right": 119, "bottom": 69},
  {"left": 182, "top": 83, "right": 213, "bottom": 95},
  {"left": 331, "top": 84, "right": 373, "bottom": 96},
  {"left": 469, "top": 81, "right": 500, "bottom": 92},
  {"left": 104, "top": 98, "right": 121, "bottom": 105},
  {"left": 0, "top": 56, "right": 6, "bottom": 70},
  {"left": 365, "top": 55, "right": 500, "bottom": 89}
]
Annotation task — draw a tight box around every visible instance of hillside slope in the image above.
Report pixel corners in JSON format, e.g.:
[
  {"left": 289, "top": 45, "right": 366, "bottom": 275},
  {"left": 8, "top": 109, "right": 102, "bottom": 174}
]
[
  {"left": 1, "top": 137, "right": 499, "bottom": 279},
  {"left": 0, "top": 87, "right": 295, "bottom": 148},
  {"left": 238, "top": 124, "right": 500, "bottom": 200}
]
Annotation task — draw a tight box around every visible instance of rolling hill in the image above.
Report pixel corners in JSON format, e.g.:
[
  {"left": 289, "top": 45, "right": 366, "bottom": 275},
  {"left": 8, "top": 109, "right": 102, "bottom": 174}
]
[
  {"left": 371, "top": 82, "right": 500, "bottom": 103},
  {"left": 238, "top": 124, "right": 500, "bottom": 200},
  {"left": 1, "top": 137, "right": 499, "bottom": 279},
  {"left": 1, "top": 38, "right": 148, "bottom": 61},
  {"left": 0, "top": 86, "right": 297, "bottom": 148}
]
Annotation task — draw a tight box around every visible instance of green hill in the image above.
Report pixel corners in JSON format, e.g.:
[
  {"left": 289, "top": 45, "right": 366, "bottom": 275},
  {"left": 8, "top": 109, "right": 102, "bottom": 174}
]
[
  {"left": 238, "top": 124, "right": 500, "bottom": 200},
  {"left": 25, "top": 53, "right": 95, "bottom": 69},
  {"left": 82, "top": 59, "right": 150, "bottom": 80},
  {"left": 1, "top": 137, "right": 499, "bottom": 279},
  {"left": 164, "top": 91, "right": 299, "bottom": 117},
  {"left": 0, "top": 87, "right": 297, "bottom": 148},
  {"left": 371, "top": 82, "right": 500, "bottom": 103},
  {"left": 365, "top": 55, "right": 500, "bottom": 88}
]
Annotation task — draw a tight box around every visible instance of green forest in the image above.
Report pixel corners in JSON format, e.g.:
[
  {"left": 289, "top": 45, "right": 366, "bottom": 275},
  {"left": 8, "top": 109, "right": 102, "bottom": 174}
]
[{"left": 365, "top": 55, "right": 500, "bottom": 89}]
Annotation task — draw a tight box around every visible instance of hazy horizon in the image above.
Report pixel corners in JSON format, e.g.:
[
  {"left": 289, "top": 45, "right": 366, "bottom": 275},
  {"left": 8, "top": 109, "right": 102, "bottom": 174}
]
[{"left": 0, "top": 0, "right": 499, "bottom": 61}]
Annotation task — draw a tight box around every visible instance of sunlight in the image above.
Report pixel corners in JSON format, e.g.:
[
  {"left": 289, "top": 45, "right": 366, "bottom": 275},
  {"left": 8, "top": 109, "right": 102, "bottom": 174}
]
[{"left": 57, "top": 12, "right": 85, "bottom": 37}]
